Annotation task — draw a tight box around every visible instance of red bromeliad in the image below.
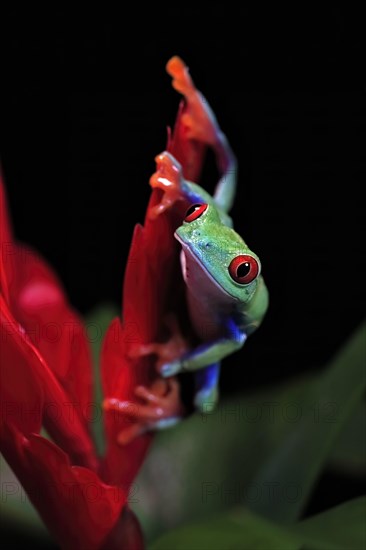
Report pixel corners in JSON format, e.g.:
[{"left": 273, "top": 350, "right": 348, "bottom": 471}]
[{"left": 0, "top": 57, "right": 215, "bottom": 549}]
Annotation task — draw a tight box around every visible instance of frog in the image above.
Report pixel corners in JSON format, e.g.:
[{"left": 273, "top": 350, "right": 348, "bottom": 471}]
[
  {"left": 145, "top": 57, "right": 269, "bottom": 413},
  {"left": 103, "top": 57, "right": 268, "bottom": 442}
]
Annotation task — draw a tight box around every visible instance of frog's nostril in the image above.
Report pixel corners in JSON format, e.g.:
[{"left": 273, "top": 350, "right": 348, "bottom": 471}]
[{"left": 205, "top": 242, "right": 212, "bottom": 248}]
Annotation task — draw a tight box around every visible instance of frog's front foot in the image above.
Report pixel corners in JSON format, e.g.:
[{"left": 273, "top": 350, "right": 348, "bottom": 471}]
[
  {"left": 194, "top": 387, "right": 219, "bottom": 413},
  {"left": 148, "top": 151, "right": 185, "bottom": 219}
]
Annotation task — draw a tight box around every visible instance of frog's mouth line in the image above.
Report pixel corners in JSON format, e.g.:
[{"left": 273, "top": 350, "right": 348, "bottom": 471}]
[{"left": 174, "top": 232, "right": 238, "bottom": 301}]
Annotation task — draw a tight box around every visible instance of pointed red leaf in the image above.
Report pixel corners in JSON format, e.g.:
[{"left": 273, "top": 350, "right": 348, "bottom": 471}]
[
  {"left": 0, "top": 298, "right": 44, "bottom": 435},
  {"left": 0, "top": 423, "right": 124, "bottom": 550},
  {"left": 0, "top": 294, "right": 96, "bottom": 469},
  {"left": 1, "top": 176, "right": 93, "bottom": 431}
]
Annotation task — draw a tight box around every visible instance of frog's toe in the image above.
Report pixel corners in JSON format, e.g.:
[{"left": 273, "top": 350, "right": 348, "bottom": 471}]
[
  {"left": 159, "top": 359, "right": 181, "bottom": 378},
  {"left": 194, "top": 388, "right": 219, "bottom": 413}
]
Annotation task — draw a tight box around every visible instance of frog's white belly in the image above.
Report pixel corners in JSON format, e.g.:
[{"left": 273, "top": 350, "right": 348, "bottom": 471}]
[{"left": 180, "top": 248, "right": 238, "bottom": 341}]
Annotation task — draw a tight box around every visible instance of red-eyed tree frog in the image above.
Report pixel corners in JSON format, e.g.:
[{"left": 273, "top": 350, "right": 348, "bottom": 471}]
[
  {"left": 104, "top": 57, "right": 269, "bottom": 442},
  {"left": 142, "top": 57, "right": 269, "bottom": 413}
]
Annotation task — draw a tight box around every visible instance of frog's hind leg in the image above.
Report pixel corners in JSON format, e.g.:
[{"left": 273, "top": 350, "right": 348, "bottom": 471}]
[
  {"left": 194, "top": 362, "right": 221, "bottom": 413},
  {"left": 103, "top": 378, "right": 184, "bottom": 445},
  {"left": 166, "top": 56, "right": 237, "bottom": 214}
]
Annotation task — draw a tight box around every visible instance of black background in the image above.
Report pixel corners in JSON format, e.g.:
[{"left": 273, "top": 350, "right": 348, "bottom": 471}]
[{"left": 1, "top": 5, "right": 365, "bottom": 547}]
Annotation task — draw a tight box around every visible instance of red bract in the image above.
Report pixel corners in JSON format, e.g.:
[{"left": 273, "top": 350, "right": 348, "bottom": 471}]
[
  {"left": 0, "top": 57, "right": 208, "bottom": 549},
  {"left": 0, "top": 179, "right": 129, "bottom": 549}
]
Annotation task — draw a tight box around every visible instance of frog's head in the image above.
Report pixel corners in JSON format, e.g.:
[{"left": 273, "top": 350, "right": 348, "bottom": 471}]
[{"left": 175, "top": 202, "right": 262, "bottom": 303}]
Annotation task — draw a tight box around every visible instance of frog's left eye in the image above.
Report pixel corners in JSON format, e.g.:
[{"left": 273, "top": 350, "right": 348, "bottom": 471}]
[
  {"left": 184, "top": 203, "right": 208, "bottom": 222},
  {"left": 228, "top": 255, "right": 260, "bottom": 284}
]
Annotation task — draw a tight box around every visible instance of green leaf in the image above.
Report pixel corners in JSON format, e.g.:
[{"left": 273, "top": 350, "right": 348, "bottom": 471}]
[
  {"left": 249, "top": 321, "right": 366, "bottom": 522},
  {"left": 0, "top": 305, "right": 118, "bottom": 542},
  {"left": 0, "top": 455, "right": 49, "bottom": 536},
  {"left": 150, "top": 498, "right": 366, "bottom": 550},
  {"left": 84, "top": 303, "right": 119, "bottom": 455},
  {"left": 289, "top": 497, "right": 366, "bottom": 550},
  {"left": 150, "top": 508, "right": 301, "bottom": 550},
  {"left": 329, "top": 400, "right": 366, "bottom": 476},
  {"left": 133, "top": 322, "right": 366, "bottom": 540},
  {"left": 132, "top": 374, "right": 314, "bottom": 540}
]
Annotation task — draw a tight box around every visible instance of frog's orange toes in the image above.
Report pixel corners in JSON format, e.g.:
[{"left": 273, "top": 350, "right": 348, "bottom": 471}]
[
  {"left": 166, "top": 57, "right": 220, "bottom": 147},
  {"left": 106, "top": 378, "right": 184, "bottom": 445},
  {"left": 148, "top": 151, "right": 185, "bottom": 219},
  {"left": 103, "top": 397, "right": 165, "bottom": 422},
  {"left": 166, "top": 56, "right": 196, "bottom": 97},
  {"left": 103, "top": 398, "right": 137, "bottom": 415},
  {"left": 149, "top": 151, "right": 183, "bottom": 191}
]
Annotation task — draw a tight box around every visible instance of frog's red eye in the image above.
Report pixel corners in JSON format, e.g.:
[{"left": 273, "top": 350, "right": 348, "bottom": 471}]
[
  {"left": 228, "top": 255, "right": 260, "bottom": 284},
  {"left": 184, "top": 203, "right": 208, "bottom": 222}
]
